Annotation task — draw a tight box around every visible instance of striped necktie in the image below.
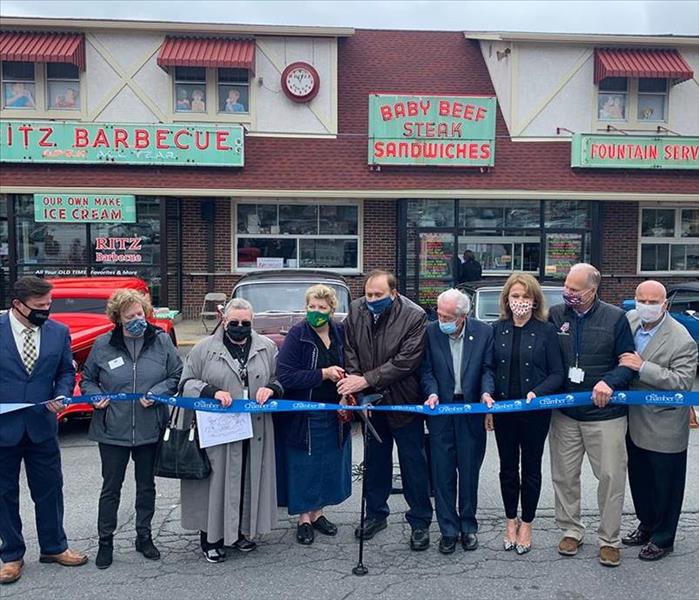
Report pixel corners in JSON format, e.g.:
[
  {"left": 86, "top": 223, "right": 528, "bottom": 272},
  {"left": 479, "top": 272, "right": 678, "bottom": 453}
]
[{"left": 22, "top": 328, "right": 38, "bottom": 374}]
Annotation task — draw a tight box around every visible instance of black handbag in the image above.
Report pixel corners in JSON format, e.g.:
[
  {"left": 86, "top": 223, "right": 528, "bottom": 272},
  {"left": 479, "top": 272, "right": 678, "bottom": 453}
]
[{"left": 154, "top": 407, "right": 211, "bottom": 480}]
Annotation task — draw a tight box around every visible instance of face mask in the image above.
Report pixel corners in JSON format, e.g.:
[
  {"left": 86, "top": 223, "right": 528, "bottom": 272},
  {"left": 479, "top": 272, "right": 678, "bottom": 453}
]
[
  {"left": 439, "top": 320, "right": 458, "bottom": 335},
  {"left": 635, "top": 301, "right": 664, "bottom": 324},
  {"left": 306, "top": 310, "right": 330, "bottom": 328},
  {"left": 509, "top": 298, "right": 533, "bottom": 319},
  {"left": 367, "top": 295, "right": 393, "bottom": 316},
  {"left": 124, "top": 317, "right": 148, "bottom": 337},
  {"left": 226, "top": 321, "right": 252, "bottom": 342},
  {"left": 563, "top": 289, "right": 591, "bottom": 309},
  {"left": 18, "top": 301, "right": 51, "bottom": 327}
]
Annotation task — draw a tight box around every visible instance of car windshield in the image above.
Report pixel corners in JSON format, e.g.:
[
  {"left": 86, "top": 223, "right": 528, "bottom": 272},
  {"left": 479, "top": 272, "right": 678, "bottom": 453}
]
[
  {"left": 476, "top": 288, "right": 564, "bottom": 321},
  {"left": 234, "top": 282, "right": 350, "bottom": 313},
  {"left": 51, "top": 298, "right": 108, "bottom": 314}
]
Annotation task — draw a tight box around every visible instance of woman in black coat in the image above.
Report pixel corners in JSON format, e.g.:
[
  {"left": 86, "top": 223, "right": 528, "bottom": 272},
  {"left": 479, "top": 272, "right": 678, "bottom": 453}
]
[{"left": 489, "top": 273, "right": 564, "bottom": 555}]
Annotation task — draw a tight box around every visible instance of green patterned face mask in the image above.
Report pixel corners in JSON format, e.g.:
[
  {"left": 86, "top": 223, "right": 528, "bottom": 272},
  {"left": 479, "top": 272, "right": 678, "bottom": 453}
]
[{"left": 306, "top": 310, "right": 330, "bottom": 328}]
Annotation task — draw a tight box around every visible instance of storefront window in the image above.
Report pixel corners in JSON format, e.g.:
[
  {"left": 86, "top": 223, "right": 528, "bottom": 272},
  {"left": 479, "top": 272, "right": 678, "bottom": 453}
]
[
  {"left": 640, "top": 206, "right": 699, "bottom": 273},
  {"left": 218, "top": 68, "right": 249, "bottom": 114},
  {"left": 2, "top": 62, "right": 36, "bottom": 110},
  {"left": 11, "top": 195, "right": 180, "bottom": 307},
  {"left": 174, "top": 67, "right": 206, "bottom": 113},
  {"left": 235, "top": 200, "right": 361, "bottom": 272},
  {"left": 401, "top": 199, "right": 596, "bottom": 307},
  {"left": 46, "top": 63, "right": 80, "bottom": 111}
]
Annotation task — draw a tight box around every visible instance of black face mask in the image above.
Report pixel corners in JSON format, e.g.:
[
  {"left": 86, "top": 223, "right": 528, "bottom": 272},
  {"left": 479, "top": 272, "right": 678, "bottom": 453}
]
[
  {"left": 18, "top": 301, "right": 51, "bottom": 327},
  {"left": 226, "top": 322, "right": 252, "bottom": 342}
]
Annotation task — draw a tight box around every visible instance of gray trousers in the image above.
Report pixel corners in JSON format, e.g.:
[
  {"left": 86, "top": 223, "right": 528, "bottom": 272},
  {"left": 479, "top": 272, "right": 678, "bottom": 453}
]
[{"left": 549, "top": 411, "right": 627, "bottom": 548}]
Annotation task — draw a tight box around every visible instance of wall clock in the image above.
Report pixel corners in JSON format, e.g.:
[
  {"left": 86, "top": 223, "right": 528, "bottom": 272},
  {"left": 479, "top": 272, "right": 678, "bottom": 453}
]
[{"left": 281, "top": 62, "right": 320, "bottom": 103}]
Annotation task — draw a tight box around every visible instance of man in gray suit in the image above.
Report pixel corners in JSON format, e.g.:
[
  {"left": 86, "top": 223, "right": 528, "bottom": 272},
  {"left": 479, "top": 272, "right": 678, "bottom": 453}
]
[{"left": 620, "top": 280, "right": 698, "bottom": 561}]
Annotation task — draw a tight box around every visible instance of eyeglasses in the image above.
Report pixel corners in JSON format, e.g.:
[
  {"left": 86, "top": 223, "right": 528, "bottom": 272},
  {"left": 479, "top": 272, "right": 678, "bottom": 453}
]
[{"left": 228, "top": 320, "right": 252, "bottom": 327}]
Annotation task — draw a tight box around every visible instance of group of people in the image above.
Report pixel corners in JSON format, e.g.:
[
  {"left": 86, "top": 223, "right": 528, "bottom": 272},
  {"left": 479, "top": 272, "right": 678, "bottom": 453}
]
[{"left": 0, "top": 264, "right": 696, "bottom": 585}]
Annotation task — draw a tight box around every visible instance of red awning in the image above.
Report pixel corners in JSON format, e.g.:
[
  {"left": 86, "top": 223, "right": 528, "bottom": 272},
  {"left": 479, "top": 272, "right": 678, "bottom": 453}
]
[
  {"left": 594, "top": 48, "right": 693, "bottom": 85},
  {"left": 0, "top": 31, "right": 85, "bottom": 70},
  {"left": 157, "top": 37, "right": 255, "bottom": 73}
]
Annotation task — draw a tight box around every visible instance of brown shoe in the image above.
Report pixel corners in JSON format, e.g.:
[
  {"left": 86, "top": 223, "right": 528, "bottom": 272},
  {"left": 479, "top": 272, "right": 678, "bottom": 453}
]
[
  {"left": 39, "top": 548, "right": 88, "bottom": 567},
  {"left": 599, "top": 545, "right": 621, "bottom": 567},
  {"left": 0, "top": 560, "right": 24, "bottom": 585},
  {"left": 558, "top": 536, "right": 582, "bottom": 556}
]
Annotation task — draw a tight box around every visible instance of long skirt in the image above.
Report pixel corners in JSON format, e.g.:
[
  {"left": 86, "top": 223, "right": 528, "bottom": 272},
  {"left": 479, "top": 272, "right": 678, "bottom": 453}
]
[{"left": 279, "top": 412, "right": 351, "bottom": 515}]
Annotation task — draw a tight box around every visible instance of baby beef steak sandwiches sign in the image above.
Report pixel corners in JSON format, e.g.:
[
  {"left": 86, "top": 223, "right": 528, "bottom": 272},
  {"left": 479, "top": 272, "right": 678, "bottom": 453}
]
[{"left": 368, "top": 94, "right": 497, "bottom": 167}]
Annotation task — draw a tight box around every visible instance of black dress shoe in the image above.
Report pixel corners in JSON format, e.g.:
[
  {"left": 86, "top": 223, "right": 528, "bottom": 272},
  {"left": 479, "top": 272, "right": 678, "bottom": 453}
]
[
  {"left": 622, "top": 527, "right": 651, "bottom": 546},
  {"left": 462, "top": 533, "right": 479, "bottom": 551},
  {"left": 296, "top": 523, "right": 315, "bottom": 545},
  {"left": 639, "top": 542, "right": 673, "bottom": 561},
  {"left": 354, "top": 518, "right": 388, "bottom": 540},
  {"left": 95, "top": 542, "right": 113, "bottom": 570},
  {"left": 135, "top": 536, "right": 161, "bottom": 560},
  {"left": 438, "top": 536, "right": 458, "bottom": 554},
  {"left": 410, "top": 528, "right": 430, "bottom": 551},
  {"left": 312, "top": 516, "right": 338, "bottom": 536}
]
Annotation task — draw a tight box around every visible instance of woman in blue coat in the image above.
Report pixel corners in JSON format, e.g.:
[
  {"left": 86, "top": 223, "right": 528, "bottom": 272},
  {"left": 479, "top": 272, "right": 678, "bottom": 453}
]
[
  {"left": 275, "top": 284, "right": 352, "bottom": 545},
  {"left": 490, "top": 273, "right": 564, "bottom": 555}
]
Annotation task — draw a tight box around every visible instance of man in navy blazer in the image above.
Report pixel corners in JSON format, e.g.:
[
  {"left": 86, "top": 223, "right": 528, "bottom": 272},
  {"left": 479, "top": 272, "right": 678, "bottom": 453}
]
[
  {"left": 0, "top": 276, "right": 87, "bottom": 585},
  {"left": 421, "top": 288, "right": 495, "bottom": 555}
]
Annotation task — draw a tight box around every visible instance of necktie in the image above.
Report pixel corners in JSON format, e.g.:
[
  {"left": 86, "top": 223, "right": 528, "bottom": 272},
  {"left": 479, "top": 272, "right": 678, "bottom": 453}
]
[{"left": 22, "top": 328, "right": 37, "bottom": 374}]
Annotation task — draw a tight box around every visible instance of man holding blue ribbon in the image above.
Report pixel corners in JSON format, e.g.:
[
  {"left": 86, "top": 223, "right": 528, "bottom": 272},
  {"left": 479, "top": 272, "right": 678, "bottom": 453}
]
[
  {"left": 338, "top": 270, "right": 433, "bottom": 551},
  {"left": 0, "top": 276, "right": 87, "bottom": 585},
  {"left": 620, "top": 280, "right": 698, "bottom": 561},
  {"left": 548, "top": 263, "right": 635, "bottom": 568}
]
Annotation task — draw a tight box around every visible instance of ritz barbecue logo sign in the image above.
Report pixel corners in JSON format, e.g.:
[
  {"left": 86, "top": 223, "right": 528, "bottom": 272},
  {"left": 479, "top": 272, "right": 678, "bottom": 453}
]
[
  {"left": 0, "top": 120, "right": 244, "bottom": 167},
  {"left": 368, "top": 94, "right": 497, "bottom": 167}
]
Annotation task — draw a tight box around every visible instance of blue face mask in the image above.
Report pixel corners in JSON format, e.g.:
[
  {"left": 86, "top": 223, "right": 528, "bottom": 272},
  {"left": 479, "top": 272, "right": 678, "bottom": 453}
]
[
  {"left": 124, "top": 317, "right": 148, "bottom": 337},
  {"left": 439, "top": 320, "right": 458, "bottom": 335},
  {"left": 366, "top": 295, "right": 394, "bottom": 316}
]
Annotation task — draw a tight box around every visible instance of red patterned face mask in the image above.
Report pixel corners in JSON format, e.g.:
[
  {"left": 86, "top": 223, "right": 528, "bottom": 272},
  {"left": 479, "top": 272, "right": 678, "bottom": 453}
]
[{"left": 509, "top": 298, "right": 533, "bottom": 318}]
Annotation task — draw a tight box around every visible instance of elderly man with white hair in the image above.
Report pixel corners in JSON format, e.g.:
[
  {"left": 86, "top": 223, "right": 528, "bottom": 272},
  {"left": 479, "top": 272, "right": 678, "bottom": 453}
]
[
  {"left": 620, "top": 280, "right": 698, "bottom": 561},
  {"left": 548, "top": 263, "right": 635, "bottom": 568},
  {"left": 421, "top": 288, "right": 495, "bottom": 555},
  {"left": 178, "top": 298, "right": 283, "bottom": 563}
]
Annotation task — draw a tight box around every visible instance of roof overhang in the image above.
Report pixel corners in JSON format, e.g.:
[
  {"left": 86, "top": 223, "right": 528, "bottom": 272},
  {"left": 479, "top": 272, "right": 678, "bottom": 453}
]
[
  {"left": 464, "top": 31, "right": 699, "bottom": 47},
  {"left": 0, "top": 16, "right": 355, "bottom": 38}
]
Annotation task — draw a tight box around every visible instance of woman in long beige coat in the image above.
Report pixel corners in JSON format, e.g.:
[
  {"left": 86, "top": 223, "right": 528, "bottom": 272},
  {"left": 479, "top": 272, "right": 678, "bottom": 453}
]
[{"left": 179, "top": 298, "right": 282, "bottom": 563}]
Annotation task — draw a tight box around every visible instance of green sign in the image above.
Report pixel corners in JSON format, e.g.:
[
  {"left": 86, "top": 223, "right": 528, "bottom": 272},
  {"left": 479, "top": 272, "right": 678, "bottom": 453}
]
[
  {"left": 368, "top": 94, "right": 496, "bottom": 167},
  {"left": 34, "top": 194, "right": 137, "bottom": 223},
  {"left": 571, "top": 134, "right": 699, "bottom": 170},
  {"left": 1, "top": 121, "right": 244, "bottom": 167}
]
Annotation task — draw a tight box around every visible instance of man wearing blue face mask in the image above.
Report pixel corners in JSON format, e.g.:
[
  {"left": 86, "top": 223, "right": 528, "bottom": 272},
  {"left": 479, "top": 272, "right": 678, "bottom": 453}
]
[
  {"left": 420, "top": 288, "right": 495, "bottom": 554},
  {"left": 620, "top": 281, "right": 697, "bottom": 562},
  {"left": 339, "top": 270, "right": 433, "bottom": 551}
]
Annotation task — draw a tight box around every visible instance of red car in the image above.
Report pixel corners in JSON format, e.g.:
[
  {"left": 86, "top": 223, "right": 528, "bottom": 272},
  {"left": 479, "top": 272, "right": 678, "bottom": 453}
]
[{"left": 48, "top": 277, "right": 178, "bottom": 421}]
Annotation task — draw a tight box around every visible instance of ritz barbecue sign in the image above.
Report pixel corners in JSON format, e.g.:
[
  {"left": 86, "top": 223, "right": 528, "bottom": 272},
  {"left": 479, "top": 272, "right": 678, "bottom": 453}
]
[
  {"left": 0, "top": 121, "right": 244, "bottom": 167},
  {"left": 368, "top": 94, "right": 497, "bottom": 167}
]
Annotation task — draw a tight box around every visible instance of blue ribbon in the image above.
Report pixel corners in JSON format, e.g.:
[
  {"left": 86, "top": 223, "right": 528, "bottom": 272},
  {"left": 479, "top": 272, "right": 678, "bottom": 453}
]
[{"left": 56, "top": 390, "right": 699, "bottom": 416}]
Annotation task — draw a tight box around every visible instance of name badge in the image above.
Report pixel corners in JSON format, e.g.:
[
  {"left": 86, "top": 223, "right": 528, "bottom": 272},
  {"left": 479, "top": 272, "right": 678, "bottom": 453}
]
[
  {"left": 108, "top": 357, "right": 125, "bottom": 370},
  {"left": 568, "top": 366, "right": 585, "bottom": 384},
  {"left": 242, "top": 388, "right": 249, "bottom": 400}
]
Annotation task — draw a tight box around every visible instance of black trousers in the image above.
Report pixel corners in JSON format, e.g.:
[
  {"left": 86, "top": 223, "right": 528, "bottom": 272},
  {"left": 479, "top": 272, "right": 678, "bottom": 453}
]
[
  {"left": 627, "top": 434, "right": 687, "bottom": 549},
  {"left": 493, "top": 410, "right": 551, "bottom": 523},
  {"left": 365, "top": 413, "right": 433, "bottom": 530},
  {"left": 0, "top": 434, "right": 68, "bottom": 562},
  {"left": 97, "top": 442, "right": 158, "bottom": 542}
]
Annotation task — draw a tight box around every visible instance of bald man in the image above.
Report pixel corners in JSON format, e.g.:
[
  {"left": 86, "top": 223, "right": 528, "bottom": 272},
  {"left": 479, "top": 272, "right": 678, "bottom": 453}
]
[
  {"left": 620, "top": 281, "right": 698, "bottom": 561},
  {"left": 548, "top": 263, "right": 635, "bottom": 568}
]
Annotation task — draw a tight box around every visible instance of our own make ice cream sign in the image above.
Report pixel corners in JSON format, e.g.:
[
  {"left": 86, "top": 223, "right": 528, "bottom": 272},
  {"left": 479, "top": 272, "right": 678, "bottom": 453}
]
[
  {"left": 368, "top": 94, "right": 497, "bottom": 167},
  {"left": 0, "top": 121, "right": 244, "bottom": 167}
]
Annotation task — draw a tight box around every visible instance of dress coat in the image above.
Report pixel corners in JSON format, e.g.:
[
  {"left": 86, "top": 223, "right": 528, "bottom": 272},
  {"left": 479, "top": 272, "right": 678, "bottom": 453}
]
[{"left": 179, "top": 329, "right": 280, "bottom": 543}]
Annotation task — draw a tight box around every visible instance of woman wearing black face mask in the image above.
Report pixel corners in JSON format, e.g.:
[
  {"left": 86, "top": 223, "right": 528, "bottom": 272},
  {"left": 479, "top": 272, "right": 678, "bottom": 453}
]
[{"left": 179, "top": 298, "right": 283, "bottom": 563}]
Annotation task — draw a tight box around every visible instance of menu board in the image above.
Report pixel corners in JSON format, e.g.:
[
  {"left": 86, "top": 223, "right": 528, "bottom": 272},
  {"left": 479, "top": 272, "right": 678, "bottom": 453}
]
[
  {"left": 418, "top": 234, "right": 453, "bottom": 304},
  {"left": 545, "top": 234, "right": 582, "bottom": 278}
]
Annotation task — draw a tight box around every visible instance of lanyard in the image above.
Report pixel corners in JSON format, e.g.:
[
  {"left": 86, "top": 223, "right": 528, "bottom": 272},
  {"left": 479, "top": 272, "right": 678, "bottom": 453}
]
[{"left": 573, "top": 313, "right": 585, "bottom": 368}]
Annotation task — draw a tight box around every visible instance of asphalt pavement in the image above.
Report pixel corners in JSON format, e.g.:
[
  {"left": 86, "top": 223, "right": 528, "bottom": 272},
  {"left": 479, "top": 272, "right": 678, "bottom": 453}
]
[{"left": 4, "top": 372, "right": 699, "bottom": 600}]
